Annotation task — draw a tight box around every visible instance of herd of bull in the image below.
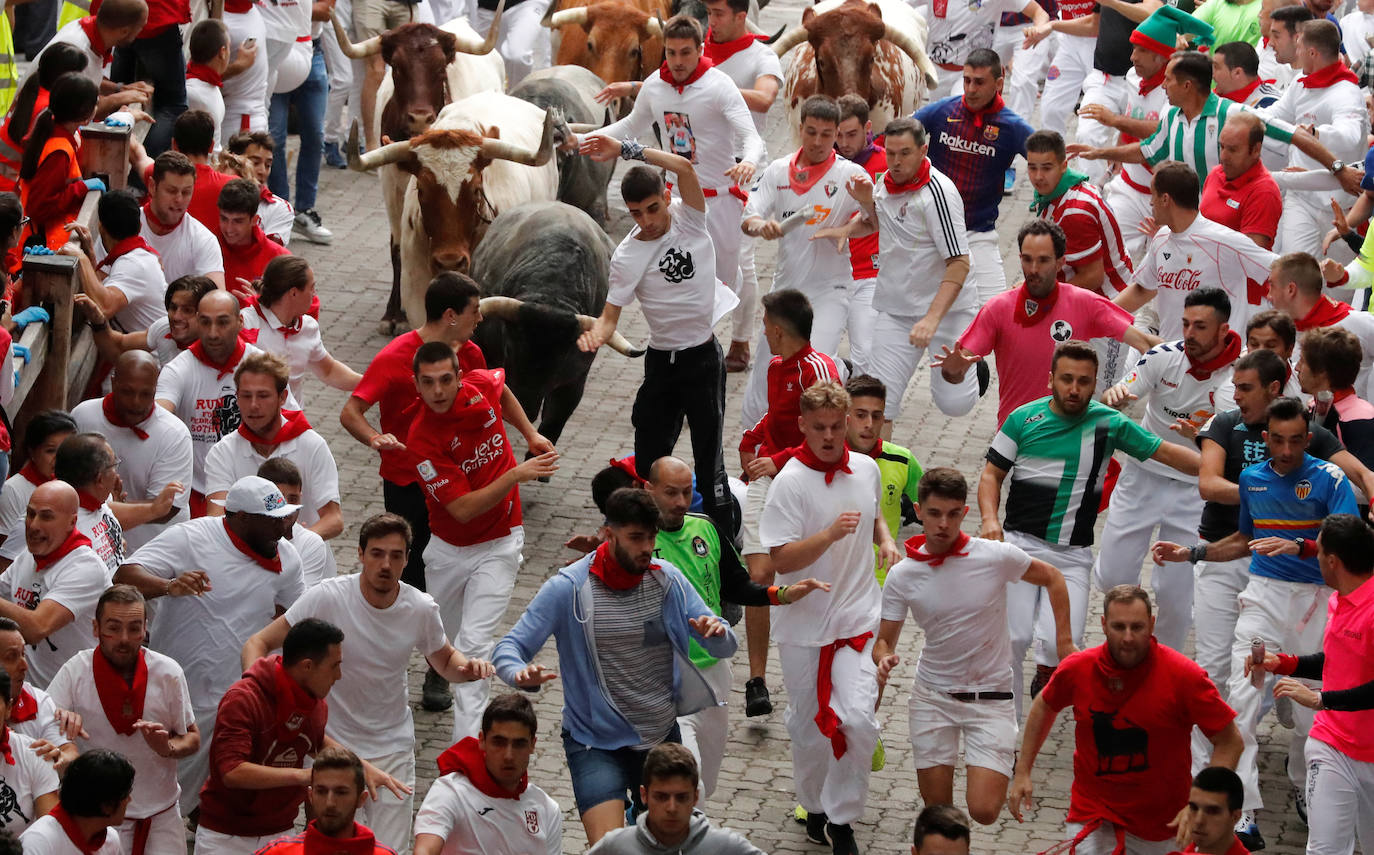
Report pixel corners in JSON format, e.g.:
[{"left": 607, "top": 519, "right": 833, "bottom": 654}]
[{"left": 332, "top": 0, "right": 938, "bottom": 447}]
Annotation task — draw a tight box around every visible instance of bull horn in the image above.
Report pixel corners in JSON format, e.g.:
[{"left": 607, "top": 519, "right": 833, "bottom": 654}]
[
  {"left": 883, "top": 22, "right": 939, "bottom": 88},
  {"left": 479, "top": 296, "right": 523, "bottom": 320},
  {"left": 576, "top": 315, "right": 645, "bottom": 356},
  {"left": 454, "top": 0, "right": 505, "bottom": 53},
  {"left": 347, "top": 121, "right": 415, "bottom": 171},
  {"left": 480, "top": 111, "right": 555, "bottom": 166},
  {"left": 546, "top": 6, "right": 589, "bottom": 28},
  {"left": 747, "top": 21, "right": 786, "bottom": 43},
  {"left": 567, "top": 122, "right": 602, "bottom": 133},
  {"left": 646, "top": 14, "right": 663, "bottom": 36},
  {"left": 771, "top": 25, "right": 808, "bottom": 56},
  {"left": 330, "top": 11, "right": 382, "bottom": 58}
]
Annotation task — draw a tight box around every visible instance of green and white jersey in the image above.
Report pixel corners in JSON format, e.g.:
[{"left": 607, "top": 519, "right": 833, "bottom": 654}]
[
  {"left": 1139, "top": 92, "right": 1293, "bottom": 179},
  {"left": 986, "top": 398, "right": 1161, "bottom": 547},
  {"left": 654, "top": 513, "right": 732, "bottom": 670},
  {"left": 869, "top": 440, "right": 923, "bottom": 585}
]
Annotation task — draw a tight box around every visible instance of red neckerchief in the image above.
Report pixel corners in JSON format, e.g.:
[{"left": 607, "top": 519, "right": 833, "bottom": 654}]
[
  {"left": 962, "top": 92, "right": 1004, "bottom": 129},
  {"left": 255, "top": 302, "right": 302, "bottom": 339},
  {"left": 188, "top": 337, "right": 246, "bottom": 380},
  {"left": 92, "top": 646, "right": 147, "bottom": 736},
  {"left": 1333, "top": 386, "right": 1357, "bottom": 404},
  {"left": 102, "top": 394, "right": 151, "bottom": 440},
  {"left": 1013, "top": 281, "right": 1060, "bottom": 327},
  {"left": 792, "top": 441, "right": 852, "bottom": 485},
  {"left": 0, "top": 726, "right": 12, "bottom": 765},
  {"left": 588, "top": 540, "right": 658, "bottom": 591},
  {"left": 435, "top": 736, "right": 529, "bottom": 798},
  {"left": 1295, "top": 295, "right": 1353, "bottom": 331},
  {"left": 238, "top": 408, "right": 311, "bottom": 447},
  {"left": 904, "top": 532, "right": 971, "bottom": 565},
  {"left": 814, "top": 631, "right": 873, "bottom": 758},
  {"left": 1300, "top": 60, "right": 1359, "bottom": 88},
  {"left": 882, "top": 158, "right": 932, "bottom": 195},
  {"left": 49, "top": 804, "right": 108, "bottom": 854},
  {"left": 224, "top": 518, "right": 282, "bottom": 573},
  {"left": 1182, "top": 834, "right": 1251, "bottom": 855},
  {"left": 141, "top": 200, "right": 182, "bottom": 235},
  {"left": 259, "top": 185, "right": 277, "bottom": 205},
  {"left": 702, "top": 28, "right": 767, "bottom": 64},
  {"left": 1138, "top": 69, "right": 1166, "bottom": 95},
  {"left": 301, "top": 821, "right": 380, "bottom": 855},
  {"left": 865, "top": 438, "right": 884, "bottom": 458},
  {"left": 10, "top": 688, "right": 38, "bottom": 723},
  {"left": 34, "top": 528, "right": 92, "bottom": 572},
  {"left": 77, "top": 16, "right": 112, "bottom": 64},
  {"left": 658, "top": 57, "right": 713, "bottom": 94},
  {"left": 185, "top": 62, "right": 223, "bottom": 88},
  {"left": 789, "top": 148, "right": 836, "bottom": 195},
  {"left": 1093, "top": 635, "right": 1158, "bottom": 700},
  {"left": 269, "top": 655, "right": 318, "bottom": 748},
  {"left": 97, "top": 235, "right": 158, "bottom": 269},
  {"left": 17, "top": 462, "right": 49, "bottom": 488},
  {"left": 224, "top": 0, "right": 253, "bottom": 11},
  {"left": 431, "top": 377, "right": 501, "bottom": 433},
  {"left": 606, "top": 456, "right": 648, "bottom": 487},
  {"left": 78, "top": 492, "right": 102, "bottom": 513},
  {"left": 1185, "top": 328, "right": 1242, "bottom": 380},
  {"left": 1220, "top": 77, "right": 1264, "bottom": 103}
]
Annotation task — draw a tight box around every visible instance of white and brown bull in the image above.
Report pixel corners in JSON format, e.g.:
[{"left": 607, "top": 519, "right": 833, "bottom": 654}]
[
  {"left": 773, "top": 0, "right": 938, "bottom": 145},
  {"left": 541, "top": 0, "right": 668, "bottom": 112},
  {"left": 347, "top": 92, "right": 560, "bottom": 328}
]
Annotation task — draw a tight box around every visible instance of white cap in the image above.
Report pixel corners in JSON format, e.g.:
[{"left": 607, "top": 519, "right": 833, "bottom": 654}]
[{"left": 221, "top": 476, "right": 301, "bottom": 518}]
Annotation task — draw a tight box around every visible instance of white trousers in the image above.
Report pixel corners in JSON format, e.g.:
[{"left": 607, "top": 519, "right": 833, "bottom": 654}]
[
  {"left": 1005, "top": 531, "right": 1094, "bottom": 718},
  {"left": 706, "top": 191, "right": 744, "bottom": 294},
  {"left": 968, "top": 230, "right": 1007, "bottom": 307},
  {"left": 778, "top": 638, "right": 879, "bottom": 825},
  {"left": 471, "top": 0, "right": 551, "bottom": 87},
  {"left": 678, "top": 657, "right": 733, "bottom": 800},
  {"left": 731, "top": 237, "right": 760, "bottom": 343},
  {"left": 1103, "top": 177, "right": 1154, "bottom": 261},
  {"left": 1063, "top": 823, "right": 1175, "bottom": 855},
  {"left": 266, "top": 37, "right": 312, "bottom": 97},
  {"left": 1304, "top": 736, "right": 1374, "bottom": 855},
  {"left": 194, "top": 827, "right": 287, "bottom": 855},
  {"left": 1005, "top": 31, "right": 1052, "bottom": 123},
  {"left": 1227, "top": 574, "right": 1330, "bottom": 810},
  {"left": 1092, "top": 462, "right": 1202, "bottom": 652},
  {"left": 357, "top": 749, "right": 416, "bottom": 854},
  {"left": 848, "top": 278, "right": 877, "bottom": 377},
  {"left": 424, "top": 527, "right": 524, "bottom": 742},
  {"left": 1076, "top": 71, "right": 1131, "bottom": 186},
  {"left": 1193, "top": 554, "right": 1252, "bottom": 698},
  {"left": 1038, "top": 34, "right": 1096, "bottom": 136},
  {"left": 930, "top": 66, "right": 964, "bottom": 100},
  {"left": 118, "top": 802, "right": 183, "bottom": 855},
  {"left": 1277, "top": 188, "right": 1348, "bottom": 257},
  {"left": 867, "top": 305, "right": 979, "bottom": 421},
  {"left": 321, "top": 0, "right": 358, "bottom": 146}
]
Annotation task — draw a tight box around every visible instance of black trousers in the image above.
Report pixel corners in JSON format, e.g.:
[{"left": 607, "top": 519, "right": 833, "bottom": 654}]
[
  {"left": 632, "top": 338, "right": 737, "bottom": 536},
  {"left": 111, "top": 27, "right": 188, "bottom": 156},
  {"left": 383, "top": 478, "right": 432, "bottom": 592}
]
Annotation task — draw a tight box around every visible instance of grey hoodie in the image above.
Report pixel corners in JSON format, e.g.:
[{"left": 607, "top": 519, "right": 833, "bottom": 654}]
[{"left": 589, "top": 811, "right": 767, "bottom": 855}]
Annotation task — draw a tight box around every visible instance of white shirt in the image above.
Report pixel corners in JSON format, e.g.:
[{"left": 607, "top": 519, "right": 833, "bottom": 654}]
[
  {"left": 143, "top": 316, "right": 188, "bottom": 367},
  {"left": 759, "top": 454, "right": 882, "bottom": 646},
  {"left": 72, "top": 398, "right": 193, "bottom": 553},
  {"left": 0, "top": 473, "right": 39, "bottom": 558},
  {"left": 284, "top": 576, "right": 446, "bottom": 757},
  {"left": 138, "top": 210, "right": 224, "bottom": 282},
  {"left": 1343, "top": 9, "right": 1374, "bottom": 70},
  {"left": 711, "top": 42, "right": 783, "bottom": 135},
  {"left": 915, "top": 0, "right": 1021, "bottom": 69},
  {"left": 607, "top": 202, "right": 720, "bottom": 351},
  {"left": 1108, "top": 71, "right": 1168, "bottom": 197},
  {"left": 10, "top": 685, "right": 63, "bottom": 748},
  {"left": 103, "top": 248, "right": 167, "bottom": 334},
  {"left": 259, "top": 196, "right": 294, "bottom": 247},
  {"left": 240, "top": 304, "right": 330, "bottom": 405},
  {"left": 128, "top": 517, "right": 303, "bottom": 717},
  {"left": 30, "top": 19, "right": 106, "bottom": 92},
  {"left": 745, "top": 154, "right": 865, "bottom": 295},
  {"left": 203, "top": 427, "right": 340, "bottom": 529},
  {"left": 76, "top": 501, "right": 124, "bottom": 580},
  {"left": 881, "top": 537, "right": 1030, "bottom": 693},
  {"left": 290, "top": 523, "right": 336, "bottom": 588},
  {"left": 1, "top": 545, "right": 108, "bottom": 688},
  {"left": 1120, "top": 340, "right": 1235, "bottom": 481},
  {"left": 1133, "top": 214, "right": 1276, "bottom": 340},
  {"left": 221, "top": 6, "right": 270, "bottom": 115},
  {"left": 258, "top": 0, "right": 310, "bottom": 42},
  {"left": 871, "top": 165, "right": 973, "bottom": 318},
  {"left": 20, "top": 814, "right": 122, "bottom": 855},
  {"left": 1262, "top": 73, "right": 1367, "bottom": 170},
  {"left": 47, "top": 648, "right": 195, "bottom": 818},
  {"left": 0, "top": 729, "right": 58, "bottom": 835},
  {"left": 599, "top": 66, "right": 767, "bottom": 190},
  {"left": 185, "top": 79, "right": 225, "bottom": 151},
  {"left": 1258, "top": 44, "right": 1297, "bottom": 91},
  {"left": 413, "top": 771, "right": 561, "bottom": 855}
]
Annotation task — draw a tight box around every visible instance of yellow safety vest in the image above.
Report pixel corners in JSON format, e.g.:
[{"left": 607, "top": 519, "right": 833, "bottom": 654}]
[
  {"left": 0, "top": 13, "right": 16, "bottom": 118},
  {"left": 56, "top": 0, "right": 91, "bottom": 33}
]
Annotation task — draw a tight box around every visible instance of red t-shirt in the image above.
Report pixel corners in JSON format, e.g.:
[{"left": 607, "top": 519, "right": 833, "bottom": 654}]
[
  {"left": 1199, "top": 162, "right": 1281, "bottom": 244},
  {"left": 1041, "top": 640, "right": 1236, "bottom": 842},
  {"left": 1173, "top": 835, "right": 1249, "bottom": 855},
  {"left": 351, "top": 333, "right": 486, "bottom": 485},
  {"left": 848, "top": 145, "right": 885, "bottom": 281},
  {"left": 740, "top": 344, "right": 839, "bottom": 457},
  {"left": 406, "top": 368, "right": 520, "bottom": 546},
  {"left": 221, "top": 225, "right": 291, "bottom": 287}
]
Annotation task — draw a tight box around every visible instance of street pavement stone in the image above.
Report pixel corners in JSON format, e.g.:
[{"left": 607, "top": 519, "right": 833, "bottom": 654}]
[{"left": 277, "top": 23, "right": 1311, "bottom": 853}]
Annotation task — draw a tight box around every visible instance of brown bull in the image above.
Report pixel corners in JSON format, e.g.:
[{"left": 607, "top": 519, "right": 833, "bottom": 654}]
[{"left": 541, "top": 0, "right": 669, "bottom": 92}]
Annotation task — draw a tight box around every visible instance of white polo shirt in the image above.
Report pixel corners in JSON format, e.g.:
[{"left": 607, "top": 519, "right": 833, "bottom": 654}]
[
  {"left": 143, "top": 316, "right": 189, "bottom": 367},
  {"left": 138, "top": 211, "right": 224, "bottom": 282},
  {"left": 759, "top": 454, "right": 882, "bottom": 646},
  {"left": 290, "top": 523, "right": 336, "bottom": 588},
  {"left": 413, "top": 771, "right": 562, "bottom": 855},
  {"left": 72, "top": 399, "right": 194, "bottom": 553},
  {"left": 76, "top": 500, "right": 124, "bottom": 580},
  {"left": 0, "top": 728, "right": 59, "bottom": 835},
  {"left": 20, "top": 814, "right": 122, "bottom": 855},
  {"left": 871, "top": 166, "right": 974, "bottom": 319},
  {"left": 128, "top": 517, "right": 303, "bottom": 718},
  {"left": 607, "top": 201, "right": 720, "bottom": 351},
  {"left": 881, "top": 537, "right": 1030, "bottom": 693},
  {"left": 0, "top": 472, "right": 41, "bottom": 558},
  {"left": 284, "top": 576, "right": 446, "bottom": 757},
  {"left": 1, "top": 544, "right": 108, "bottom": 688},
  {"left": 240, "top": 304, "right": 331, "bottom": 405},
  {"left": 712, "top": 42, "right": 783, "bottom": 135},
  {"left": 10, "top": 685, "right": 63, "bottom": 748},
  {"left": 744, "top": 154, "right": 866, "bottom": 296},
  {"left": 103, "top": 248, "right": 167, "bottom": 334},
  {"left": 47, "top": 648, "right": 195, "bottom": 819},
  {"left": 202, "top": 426, "right": 340, "bottom": 529},
  {"left": 1119, "top": 339, "right": 1236, "bottom": 482},
  {"left": 185, "top": 79, "right": 225, "bottom": 151}
]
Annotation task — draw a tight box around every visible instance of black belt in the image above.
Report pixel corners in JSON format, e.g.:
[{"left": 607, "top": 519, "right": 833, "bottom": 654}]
[{"left": 948, "top": 691, "right": 1013, "bottom": 702}]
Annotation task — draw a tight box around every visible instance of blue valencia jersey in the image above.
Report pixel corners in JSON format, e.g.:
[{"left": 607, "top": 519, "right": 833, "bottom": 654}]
[
  {"left": 913, "top": 95, "right": 1034, "bottom": 232},
  {"left": 1237, "top": 453, "right": 1359, "bottom": 584}
]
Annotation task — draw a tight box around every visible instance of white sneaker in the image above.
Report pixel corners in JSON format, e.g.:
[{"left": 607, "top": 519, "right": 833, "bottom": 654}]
[{"left": 293, "top": 209, "right": 333, "bottom": 245}]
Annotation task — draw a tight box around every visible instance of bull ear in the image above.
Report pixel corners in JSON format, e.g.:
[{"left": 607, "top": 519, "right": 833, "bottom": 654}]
[
  {"left": 801, "top": 6, "right": 815, "bottom": 26},
  {"left": 868, "top": 2, "right": 882, "bottom": 20},
  {"left": 486, "top": 125, "right": 502, "bottom": 140},
  {"left": 381, "top": 32, "right": 398, "bottom": 65},
  {"left": 437, "top": 30, "right": 459, "bottom": 63}
]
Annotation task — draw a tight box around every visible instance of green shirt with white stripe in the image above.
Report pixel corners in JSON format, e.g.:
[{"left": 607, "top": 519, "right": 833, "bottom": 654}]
[
  {"left": 1139, "top": 93, "right": 1294, "bottom": 178},
  {"left": 986, "top": 398, "right": 1162, "bottom": 547},
  {"left": 871, "top": 440, "right": 922, "bottom": 584}
]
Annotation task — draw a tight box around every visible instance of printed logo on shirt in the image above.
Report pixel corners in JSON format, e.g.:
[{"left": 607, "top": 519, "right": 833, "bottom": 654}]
[
  {"left": 460, "top": 434, "right": 506, "bottom": 475},
  {"left": 824, "top": 182, "right": 838, "bottom": 197},
  {"left": 983, "top": 125, "right": 999, "bottom": 142},
  {"left": 418, "top": 459, "right": 438, "bottom": 481},
  {"left": 524, "top": 810, "right": 541, "bottom": 835},
  {"left": 692, "top": 535, "right": 709, "bottom": 557},
  {"left": 1157, "top": 269, "right": 1202, "bottom": 292},
  {"left": 1090, "top": 709, "right": 1149, "bottom": 775},
  {"left": 1295, "top": 479, "right": 1313, "bottom": 500},
  {"left": 1050, "top": 319, "right": 1073, "bottom": 342},
  {"left": 13, "top": 585, "right": 39, "bottom": 611},
  {"left": 211, "top": 394, "right": 241, "bottom": 439},
  {"left": 0, "top": 779, "right": 30, "bottom": 826},
  {"left": 937, "top": 130, "right": 996, "bottom": 157},
  {"left": 663, "top": 112, "right": 697, "bottom": 162},
  {"left": 659, "top": 247, "right": 696, "bottom": 284}
]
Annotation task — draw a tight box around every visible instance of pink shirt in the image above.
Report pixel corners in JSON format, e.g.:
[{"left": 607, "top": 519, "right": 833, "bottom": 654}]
[
  {"left": 958, "top": 282, "right": 1134, "bottom": 426},
  {"left": 1310, "top": 577, "right": 1374, "bottom": 762}
]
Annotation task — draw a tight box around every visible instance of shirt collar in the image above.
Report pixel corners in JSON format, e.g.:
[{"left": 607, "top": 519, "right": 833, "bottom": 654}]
[
  {"left": 1195, "top": 92, "right": 1222, "bottom": 120},
  {"left": 1220, "top": 158, "right": 1269, "bottom": 191},
  {"left": 1338, "top": 575, "right": 1374, "bottom": 608}
]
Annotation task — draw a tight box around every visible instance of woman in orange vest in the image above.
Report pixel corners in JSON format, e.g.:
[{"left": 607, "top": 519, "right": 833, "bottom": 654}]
[
  {"left": 0, "top": 43, "right": 89, "bottom": 194},
  {"left": 18, "top": 72, "right": 104, "bottom": 253}
]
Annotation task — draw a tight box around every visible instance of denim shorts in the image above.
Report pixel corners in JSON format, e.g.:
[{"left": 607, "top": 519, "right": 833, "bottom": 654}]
[{"left": 561, "top": 724, "right": 681, "bottom": 815}]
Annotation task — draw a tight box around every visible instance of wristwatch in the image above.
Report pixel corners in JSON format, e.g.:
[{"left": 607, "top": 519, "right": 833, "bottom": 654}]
[
  {"left": 1295, "top": 537, "right": 1308, "bottom": 557},
  {"left": 1330, "top": 160, "right": 1346, "bottom": 175}
]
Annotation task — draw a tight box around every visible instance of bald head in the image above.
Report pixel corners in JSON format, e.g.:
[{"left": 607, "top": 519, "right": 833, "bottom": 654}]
[
  {"left": 646, "top": 456, "right": 694, "bottom": 529},
  {"left": 199, "top": 289, "right": 239, "bottom": 316},
  {"left": 25, "top": 481, "right": 78, "bottom": 557},
  {"left": 109, "top": 351, "right": 160, "bottom": 428},
  {"left": 197, "top": 289, "right": 243, "bottom": 361},
  {"left": 648, "top": 456, "right": 692, "bottom": 485},
  {"left": 112, "top": 350, "right": 160, "bottom": 385}
]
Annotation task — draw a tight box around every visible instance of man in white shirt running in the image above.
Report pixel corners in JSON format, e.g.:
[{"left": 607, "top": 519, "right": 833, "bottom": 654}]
[
  {"left": 242, "top": 512, "right": 493, "bottom": 854},
  {"left": 135, "top": 151, "right": 225, "bottom": 287}
]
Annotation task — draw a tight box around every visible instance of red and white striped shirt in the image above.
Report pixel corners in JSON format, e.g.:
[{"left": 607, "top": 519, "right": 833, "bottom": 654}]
[
  {"left": 1038, "top": 179, "right": 1133, "bottom": 296},
  {"left": 741, "top": 345, "right": 839, "bottom": 457}
]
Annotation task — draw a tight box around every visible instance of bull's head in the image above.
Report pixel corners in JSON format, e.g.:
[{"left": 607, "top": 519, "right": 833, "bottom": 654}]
[
  {"left": 772, "top": 0, "right": 938, "bottom": 100},
  {"left": 331, "top": 0, "right": 505, "bottom": 140},
  {"left": 543, "top": 1, "right": 664, "bottom": 101},
  {"left": 478, "top": 296, "right": 645, "bottom": 357},
  {"left": 347, "top": 112, "right": 556, "bottom": 276}
]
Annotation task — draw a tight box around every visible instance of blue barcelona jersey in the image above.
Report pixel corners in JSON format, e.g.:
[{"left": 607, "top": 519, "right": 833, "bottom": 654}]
[
  {"left": 913, "top": 95, "right": 1033, "bottom": 232},
  {"left": 1237, "top": 454, "right": 1358, "bottom": 584}
]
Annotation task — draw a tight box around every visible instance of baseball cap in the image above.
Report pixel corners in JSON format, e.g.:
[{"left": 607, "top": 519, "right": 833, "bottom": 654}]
[{"left": 221, "top": 475, "right": 302, "bottom": 518}]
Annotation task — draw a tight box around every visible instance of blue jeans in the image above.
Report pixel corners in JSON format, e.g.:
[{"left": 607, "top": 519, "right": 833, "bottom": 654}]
[
  {"left": 112, "top": 27, "right": 188, "bottom": 156},
  {"left": 561, "top": 724, "right": 682, "bottom": 815},
  {"left": 268, "top": 40, "right": 327, "bottom": 211}
]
